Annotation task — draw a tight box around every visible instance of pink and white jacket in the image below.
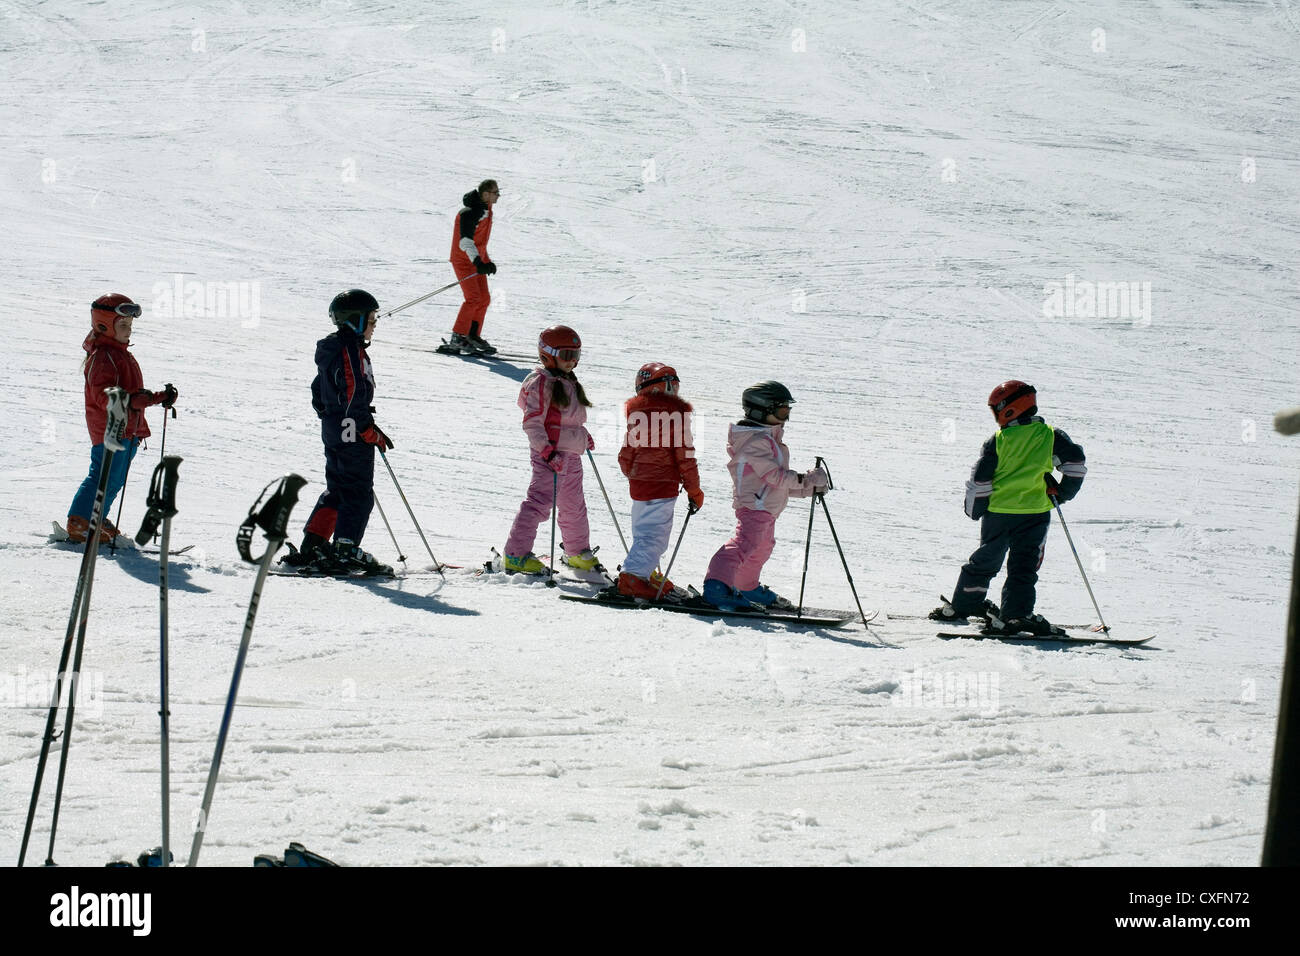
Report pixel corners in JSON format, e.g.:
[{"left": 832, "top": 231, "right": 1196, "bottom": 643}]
[
  {"left": 518, "top": 368, "right": 591, "bottom": 455},
  {"left": 724, "top": 422, "right": 820, "bottom": 514}
]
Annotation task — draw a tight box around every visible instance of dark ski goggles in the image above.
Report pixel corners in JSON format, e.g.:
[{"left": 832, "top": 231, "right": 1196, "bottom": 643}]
[
  {"left": 542, "top": 345, "right": 581, "bottom": 362},
  {"left": 93, "top": 301, "right": 142, "bottom": 318}
]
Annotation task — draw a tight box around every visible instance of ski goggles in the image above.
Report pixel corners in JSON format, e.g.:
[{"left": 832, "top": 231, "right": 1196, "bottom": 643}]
[
  {"left": 541, "top": 344, "right": 581, "bottom": 362},
  {"left": 93, "top": 301, "right": 142, "bottom": 318}
]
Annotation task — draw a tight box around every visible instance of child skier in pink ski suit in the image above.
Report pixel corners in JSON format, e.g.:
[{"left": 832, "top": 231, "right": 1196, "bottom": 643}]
[
  {"left": 702, "top": 381, "right": 827, "bottom": 610},
  {"left": 502, "top": 325, "right": 601, "bottom": 574}
]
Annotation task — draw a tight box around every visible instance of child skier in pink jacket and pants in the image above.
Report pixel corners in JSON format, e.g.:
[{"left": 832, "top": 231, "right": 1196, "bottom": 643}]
[
  {"left": 702, "top": 381, "right": 827, "bottom": 611},
  {"left": 502, "top": 325, "right": 601, "bottom": 574}
]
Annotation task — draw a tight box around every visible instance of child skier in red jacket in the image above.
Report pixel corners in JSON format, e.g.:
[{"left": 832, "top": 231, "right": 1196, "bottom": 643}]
[
  {"left": 616, "top": 363, "right": 703, "bottom": 601},
  {"left": 65, "top": 293, "right": 177, "bottom": 544}
]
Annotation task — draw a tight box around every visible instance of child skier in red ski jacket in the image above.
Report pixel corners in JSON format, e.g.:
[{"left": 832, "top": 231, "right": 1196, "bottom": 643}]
[
  {"left": 502, "top": 325, "right": 600, "bottom": 575},
  {"left": 615, "top": 362, "right": 704, "bottom": 601},
  {"left": 65, "top": 293, "right": 177, "bottom": 544},
  {"left": 701, "top": 381, "right": 827, "bottom": 611}
]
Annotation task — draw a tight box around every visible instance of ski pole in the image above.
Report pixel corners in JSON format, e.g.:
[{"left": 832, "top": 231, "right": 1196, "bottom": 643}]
[
  {"left": 191, "top": 474, "right": 306, "bottom": 867},
  {"left": 653, "top": 506, "right": 694, "bottom": 601},
  {"left": 815, "top": 489, "right": 872, "bottom": 629},
  {"left": 547, "top": 470, "right": 558, "bottom": 588},
  {"left": 373, "top": 492, "right": 407, "bottom": 571},
  {"left": 378, "top": 451, "right": 445, "bottom": 579},
  {"left": 1051, "top": 496, "right": 1110, "bottom": 633},
  {"left": 158, "top": 397, "right": 176, "bottom": 462},
  {"left": 381, "top": 274, "right": 481, "bottom": 319},
  {"left": 108, "top": 437, "right": 137, "bottom": 555},
  {"left": 585, "top": 450, "right": 629, "bottom": 556},
  {"left": 19, "top": 388, "right": 127, "bottom": 866},
  {"left": 798, "top": 458, "right": 873, "bottom": 629},
  {"left": 796, "top": 480, "right": 817, "bottom": 618},
  {"left": 135, "top": 456, "right": 182, "bottom": 867}
]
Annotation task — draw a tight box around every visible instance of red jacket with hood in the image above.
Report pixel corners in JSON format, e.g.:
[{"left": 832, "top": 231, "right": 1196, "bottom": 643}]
[
  {"left": 618, "top": 392, "right": 701, "bottom": 501},
  {"left": 82, "top": 332, "right": 159, "bottom": 442}
]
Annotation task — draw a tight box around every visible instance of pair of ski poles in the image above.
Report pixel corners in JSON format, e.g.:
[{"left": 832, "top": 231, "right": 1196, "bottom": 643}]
[
  {"left": 585, "top": 449, "right": 872, "bottom": 620},
  {"left": 19, "top": 390, "right": 138, "bottom": 867}
]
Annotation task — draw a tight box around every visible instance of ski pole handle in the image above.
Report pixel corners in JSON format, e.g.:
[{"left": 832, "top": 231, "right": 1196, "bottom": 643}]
[{"left": 815, "top": 456, "right": 834, "bottom": 493}]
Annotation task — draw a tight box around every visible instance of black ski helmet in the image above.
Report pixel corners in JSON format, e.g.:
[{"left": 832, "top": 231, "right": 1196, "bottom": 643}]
[
  {"left": 329, "top": 289, "right": 379, "bottom": 335},
  {"left": 742, "top": 381, "right": 795, "bottom": 422}
]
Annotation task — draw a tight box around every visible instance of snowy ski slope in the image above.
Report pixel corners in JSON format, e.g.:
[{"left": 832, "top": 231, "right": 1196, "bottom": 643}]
[{"left": 2, "top": 0, "right": 1297, "bottom": 866}]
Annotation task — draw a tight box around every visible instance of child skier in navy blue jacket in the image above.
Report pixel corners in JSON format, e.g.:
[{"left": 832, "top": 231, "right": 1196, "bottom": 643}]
[
  {"left": 931, "top": 381, "right": 1086, "bottom": 635},
  {"left": 283, "top": 289, "right": 393, "bottom": 574}
]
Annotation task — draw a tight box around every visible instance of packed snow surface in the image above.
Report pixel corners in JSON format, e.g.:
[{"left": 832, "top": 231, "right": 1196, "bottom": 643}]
[{"left": 2, "top": 0, "right": 1297, "bottom": 865}]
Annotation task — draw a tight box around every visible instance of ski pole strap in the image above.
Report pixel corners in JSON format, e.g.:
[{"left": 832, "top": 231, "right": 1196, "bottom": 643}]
[
  {"left": 816, "top": 456, "right": 834, "bottom": 492},
  {"left": 135, "top": 456, "right": 183, "bottom": 545},
  {"left": 103, "top": 387, "right": 128, "bottom": 452},
  {"left": 236, "top": 474, "right": 308, "bottom": 565}
]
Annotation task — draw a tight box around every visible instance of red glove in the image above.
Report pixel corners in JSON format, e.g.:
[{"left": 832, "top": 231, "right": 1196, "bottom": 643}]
[
  {"left": 687, "top": 488, "right": 704, "bottom": 514},
  {"left": 361, "top": 424, "right": 393, "bottom": 450},
  {"left": 1044, "top": 473, "right": 1060, "bottom": 498},
  {"left": 586, "top": 432, "right": 595, "bottom": 451},
  {"left": 541, "top": 444, "right": 564, "bottom": 473}
]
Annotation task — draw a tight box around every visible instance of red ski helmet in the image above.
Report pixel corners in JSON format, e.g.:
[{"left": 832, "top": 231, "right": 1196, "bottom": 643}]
[
  {"left": 91, "top": 293, "right": 141, "bottom": 334},
  {"left": 988, "top": 380, "right": 1037, "bottom": 426},
  {"left": 539, "top": 325, "right": 581, "bottom": 368},
  {"left": 635, "top": 362, "right": 679, "bottom": 396}
]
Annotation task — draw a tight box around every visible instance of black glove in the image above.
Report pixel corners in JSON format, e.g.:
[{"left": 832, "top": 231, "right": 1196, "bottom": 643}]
[
  {"left": 474, "top": 256, "right": 497, "bottom": 276},
  {"left": 157, "top": 383, "right": 178, "bottom": 409}
]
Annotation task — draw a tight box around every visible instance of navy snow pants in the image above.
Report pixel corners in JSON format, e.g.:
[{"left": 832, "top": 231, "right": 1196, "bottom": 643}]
[{"left": 951, "top": 511, "right": 1050, "bottom": 620}]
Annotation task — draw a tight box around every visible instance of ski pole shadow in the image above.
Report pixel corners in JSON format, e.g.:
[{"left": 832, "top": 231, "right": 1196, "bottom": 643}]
[{"left": 106, "top": 549, "right": 212, "bottom": 594}]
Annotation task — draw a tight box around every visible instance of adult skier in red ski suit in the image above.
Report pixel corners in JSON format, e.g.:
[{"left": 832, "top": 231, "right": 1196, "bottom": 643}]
[{"left": 447, "top": 179, "right": 499, "bottom": 355}]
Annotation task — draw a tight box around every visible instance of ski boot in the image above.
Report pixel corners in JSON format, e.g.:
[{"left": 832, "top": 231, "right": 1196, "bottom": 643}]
[
  {"left": 563, "top": 548, "right": 601, "bottom": 571},
  {"left": 446, "top": 332, "right": 474, "bottom": 354},
  {"left": 702, "top": 579, "right": 750, "bottom": 612},
  {"left": 617, "top": 571, "right": 682, "bottom": 603},
  {"left": 503, "top": 552, "right": 546, "bottom": 575},
  {"left": 928, "top": 595, "right": 998, "bottom": 624},
  {"left": 65, "top": 515, "right": 114, "bottom": 545},
  {"left": 466, "top": 334, "right": 498, "bottom": 355},
  {"left": 333, "top": 538, "right": 393, "bottom": 576},
  {"left": 996, "top": 613, "right": 1065, "bottom": 637},
  {"left": 740, "top": 584, "right": 794, "bottom": 610},
  {"left": 280, "top": 531, "right": 332, "bottom": 568}
]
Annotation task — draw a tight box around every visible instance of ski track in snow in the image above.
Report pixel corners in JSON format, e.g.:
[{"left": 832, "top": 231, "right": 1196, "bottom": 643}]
[{"left": 1, "top": 0, "right": 1294, "bottom": 866}]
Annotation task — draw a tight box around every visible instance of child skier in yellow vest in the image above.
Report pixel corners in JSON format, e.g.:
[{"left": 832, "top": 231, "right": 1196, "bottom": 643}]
[{"left": 930, "top": 381, "right": 1087, "bottom": 635}]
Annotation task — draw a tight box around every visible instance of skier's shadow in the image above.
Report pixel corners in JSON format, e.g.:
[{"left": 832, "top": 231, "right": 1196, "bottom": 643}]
[
  {"left": 464, "top": 357, "right": 531, "bottom": 384},
  {"left": 106, "top": 550, "right": 212, "bottom": 594},
  {"left": 351, "top": 579, "right": 480, "bottom": 616}
]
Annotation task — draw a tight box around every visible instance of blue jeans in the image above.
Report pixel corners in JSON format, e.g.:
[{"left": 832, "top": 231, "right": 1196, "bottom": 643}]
[{"left": 69, "top": 440, "right": 140, "bottom": 522}]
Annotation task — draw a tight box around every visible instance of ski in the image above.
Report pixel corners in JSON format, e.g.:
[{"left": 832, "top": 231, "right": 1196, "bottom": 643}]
[
  {"left": 268, "top": 565, "right": 446, "bottom": 579},
  {"left": 47, "top": 521, "right": 193, "bottom": 555},
  {"left": 895, "top": 612, "right": 1097, "bottom": 630},
  {"left": 936, "top": 630, "right": 1155, "bottom": 647},
  {"left": 560, "top": 589, "right": 856, "bottom": 629},
  {"left": 430, "top": 339, "right": 534, "bottom": 363}
]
